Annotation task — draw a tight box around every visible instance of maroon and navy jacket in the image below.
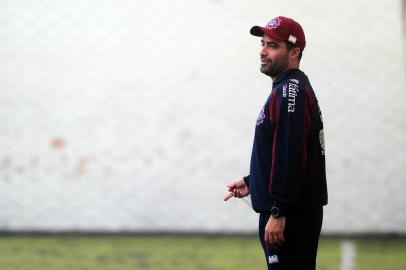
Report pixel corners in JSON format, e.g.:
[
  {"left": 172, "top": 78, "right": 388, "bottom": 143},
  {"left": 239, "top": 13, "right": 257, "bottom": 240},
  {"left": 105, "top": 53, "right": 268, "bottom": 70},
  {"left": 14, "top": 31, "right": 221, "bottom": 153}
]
[{"left": 244, "top": 69, "right": 328, "bottom": 214}]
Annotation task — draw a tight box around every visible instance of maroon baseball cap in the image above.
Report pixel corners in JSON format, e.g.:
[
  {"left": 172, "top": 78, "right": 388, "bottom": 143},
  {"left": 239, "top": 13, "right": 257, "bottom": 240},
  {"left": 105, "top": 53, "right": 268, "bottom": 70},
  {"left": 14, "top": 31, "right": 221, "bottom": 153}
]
[{"left": 250, "top": 16, "right": 306, "bottom": 51}]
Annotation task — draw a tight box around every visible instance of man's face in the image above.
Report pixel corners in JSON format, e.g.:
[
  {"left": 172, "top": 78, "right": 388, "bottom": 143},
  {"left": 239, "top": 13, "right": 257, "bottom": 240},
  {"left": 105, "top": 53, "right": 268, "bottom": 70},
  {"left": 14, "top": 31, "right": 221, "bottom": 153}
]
[{"left": 259, "top": 35, "right": 290, "bottom": 78}]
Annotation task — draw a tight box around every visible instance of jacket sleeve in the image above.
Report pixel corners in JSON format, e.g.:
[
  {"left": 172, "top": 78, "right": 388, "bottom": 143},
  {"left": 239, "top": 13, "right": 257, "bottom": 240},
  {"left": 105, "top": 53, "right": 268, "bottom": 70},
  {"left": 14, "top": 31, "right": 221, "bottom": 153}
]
[{"left": 270, "top": 80, "right": 307, "bottom": 212}]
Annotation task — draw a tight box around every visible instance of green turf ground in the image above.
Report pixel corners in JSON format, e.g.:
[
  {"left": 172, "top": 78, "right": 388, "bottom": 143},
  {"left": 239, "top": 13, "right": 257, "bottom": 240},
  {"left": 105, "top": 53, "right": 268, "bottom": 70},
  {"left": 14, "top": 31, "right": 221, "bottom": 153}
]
[{"left": 0, "top": 235, "right": 405, "bottom": 270}]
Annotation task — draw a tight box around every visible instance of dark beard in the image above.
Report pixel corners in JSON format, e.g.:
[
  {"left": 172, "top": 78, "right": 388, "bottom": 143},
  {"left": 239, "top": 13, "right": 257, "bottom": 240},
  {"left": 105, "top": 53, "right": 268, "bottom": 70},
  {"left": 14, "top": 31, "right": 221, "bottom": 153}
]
[{"left": 260, "top": 58, "right": 289, "bottom": 78}]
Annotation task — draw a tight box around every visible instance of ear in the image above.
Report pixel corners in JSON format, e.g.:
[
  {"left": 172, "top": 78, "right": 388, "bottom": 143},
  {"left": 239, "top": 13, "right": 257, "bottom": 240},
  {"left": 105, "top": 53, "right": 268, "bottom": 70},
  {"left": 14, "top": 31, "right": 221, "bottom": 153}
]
[{"left": 289, "top": 47, "right": 301, "bottom": 61}]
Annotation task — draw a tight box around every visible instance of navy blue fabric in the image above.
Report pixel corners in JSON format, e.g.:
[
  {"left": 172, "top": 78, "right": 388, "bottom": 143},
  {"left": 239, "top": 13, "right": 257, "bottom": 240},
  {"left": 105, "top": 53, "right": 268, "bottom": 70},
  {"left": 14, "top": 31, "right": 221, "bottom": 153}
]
[{"left": 246, "top": 69, "right": 328, "bottom": 213}]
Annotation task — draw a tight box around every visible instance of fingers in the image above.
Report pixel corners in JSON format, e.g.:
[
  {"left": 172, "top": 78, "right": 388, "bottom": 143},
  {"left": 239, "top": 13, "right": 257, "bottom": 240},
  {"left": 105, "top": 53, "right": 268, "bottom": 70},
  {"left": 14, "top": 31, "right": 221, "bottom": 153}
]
[
  {"left": 225, "top": 178, "right": 246, "bottom": 201},
  {"left": 279, "top": 232, "right": 285, "bottom": 243},
  {"left": 265, "top": 231, "right": 277, "bottom": 247},
  {"left": 264, "top": 223, "right": 284, "bottom": 247},
  {"left": 226, "top": 178, "right": 245, "bottom": 189},
  {"left": 272, "top": 234, "right": 283, "bottom": 247},
  {"left": 224, "top": 182, "right": 236, "bottom": 201},
  {"left": 224, "top": 192, "right": 234, "bottom": 201},
  {"left": 226, "top": 183, "right": 237, "bottom": 190},
  {"left": 265, "top": 232, "right": 284, "bottom": 247},
  {"left": 224, "top": 187, "right": 241, "bottom": 201},
  {"left": 264, "top": 228, "right": 270, "bottom": 245}
]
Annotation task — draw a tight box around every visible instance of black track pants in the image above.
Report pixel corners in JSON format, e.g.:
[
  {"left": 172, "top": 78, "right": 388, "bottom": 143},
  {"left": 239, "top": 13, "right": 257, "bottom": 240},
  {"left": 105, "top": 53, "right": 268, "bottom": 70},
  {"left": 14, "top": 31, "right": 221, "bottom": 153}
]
[{"left": 258, "top": 207, "right": 323, "bottom": 270}]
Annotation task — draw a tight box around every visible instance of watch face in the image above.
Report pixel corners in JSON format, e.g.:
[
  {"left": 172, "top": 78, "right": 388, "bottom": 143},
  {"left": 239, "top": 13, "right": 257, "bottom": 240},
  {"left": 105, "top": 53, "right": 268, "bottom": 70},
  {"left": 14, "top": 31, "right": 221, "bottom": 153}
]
[{"left": 271, "top": 207, "right": 279, "bottom": 217}]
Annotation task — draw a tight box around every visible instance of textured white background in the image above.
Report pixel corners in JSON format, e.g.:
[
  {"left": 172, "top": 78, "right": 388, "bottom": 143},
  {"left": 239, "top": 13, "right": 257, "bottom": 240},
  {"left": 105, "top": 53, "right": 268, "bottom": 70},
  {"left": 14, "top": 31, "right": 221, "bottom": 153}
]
[{"left": 0, "top": 0, "right": 405, "bottom": 233}]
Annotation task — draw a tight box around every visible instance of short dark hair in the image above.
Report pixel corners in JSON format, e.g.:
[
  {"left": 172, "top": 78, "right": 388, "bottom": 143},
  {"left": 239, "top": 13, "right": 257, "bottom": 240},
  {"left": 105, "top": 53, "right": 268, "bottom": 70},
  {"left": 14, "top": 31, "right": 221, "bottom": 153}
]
[{"left": 286, "top": 41, "right": 303, "bottom": 61}]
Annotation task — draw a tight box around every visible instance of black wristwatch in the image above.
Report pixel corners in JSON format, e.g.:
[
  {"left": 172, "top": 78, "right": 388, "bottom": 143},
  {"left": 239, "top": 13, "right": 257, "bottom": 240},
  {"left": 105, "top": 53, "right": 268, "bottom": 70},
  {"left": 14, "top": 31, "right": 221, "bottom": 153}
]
[
  {"left": 271, "top": 206, "right": 281, "bottom": 218},
  {"left": 271, "top": 205, "right": 289, "bottom": 218}
]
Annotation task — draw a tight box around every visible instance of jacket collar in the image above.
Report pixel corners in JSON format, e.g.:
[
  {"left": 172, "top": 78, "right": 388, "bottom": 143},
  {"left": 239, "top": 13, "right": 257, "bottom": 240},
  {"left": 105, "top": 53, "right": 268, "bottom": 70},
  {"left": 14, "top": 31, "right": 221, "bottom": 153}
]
[{"left": 272, "top": 68, "right": 300, "bottom": 86}]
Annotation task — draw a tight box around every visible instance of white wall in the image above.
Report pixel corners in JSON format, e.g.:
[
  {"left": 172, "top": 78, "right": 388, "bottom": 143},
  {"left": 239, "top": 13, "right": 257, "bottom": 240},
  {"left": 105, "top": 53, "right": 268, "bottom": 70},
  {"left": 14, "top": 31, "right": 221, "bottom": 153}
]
[{"left": 0, "top": 0, "right": 405, "bottom": 234}]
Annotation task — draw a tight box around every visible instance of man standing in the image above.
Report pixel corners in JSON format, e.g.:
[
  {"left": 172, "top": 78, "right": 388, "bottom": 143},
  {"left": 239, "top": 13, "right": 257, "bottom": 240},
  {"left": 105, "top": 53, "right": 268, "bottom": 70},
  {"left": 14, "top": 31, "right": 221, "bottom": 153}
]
[{"left": 224, "top": 16, "right": 328, "bottom": 270}]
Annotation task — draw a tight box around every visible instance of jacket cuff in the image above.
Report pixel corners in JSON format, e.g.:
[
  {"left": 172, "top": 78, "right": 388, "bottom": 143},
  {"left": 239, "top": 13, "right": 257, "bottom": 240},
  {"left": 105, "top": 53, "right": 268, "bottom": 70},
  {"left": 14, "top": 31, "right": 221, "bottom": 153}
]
[
  {"left": 243, "top": 175, "right": 250, "bottom": 187},
  {"left": 271, "top": 201, "right": 291, "bottom": 217}
]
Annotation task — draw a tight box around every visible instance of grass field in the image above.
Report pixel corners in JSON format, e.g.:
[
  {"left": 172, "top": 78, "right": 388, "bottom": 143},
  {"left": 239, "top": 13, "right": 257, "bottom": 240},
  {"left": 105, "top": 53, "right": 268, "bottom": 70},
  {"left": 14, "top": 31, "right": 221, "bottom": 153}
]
[{"left": 0, "top": 235, "right": 405, "bottom": 270}]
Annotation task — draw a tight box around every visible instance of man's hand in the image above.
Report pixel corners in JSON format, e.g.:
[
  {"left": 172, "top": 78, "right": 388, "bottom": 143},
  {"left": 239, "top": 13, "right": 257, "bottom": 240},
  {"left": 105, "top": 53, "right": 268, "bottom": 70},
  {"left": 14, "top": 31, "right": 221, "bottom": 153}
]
[
  {"left": 224, "top": 177, "right": 250, "bottom": 201},
  {"left": 264, "top": 216, "right": 286, "bottom": 248}
]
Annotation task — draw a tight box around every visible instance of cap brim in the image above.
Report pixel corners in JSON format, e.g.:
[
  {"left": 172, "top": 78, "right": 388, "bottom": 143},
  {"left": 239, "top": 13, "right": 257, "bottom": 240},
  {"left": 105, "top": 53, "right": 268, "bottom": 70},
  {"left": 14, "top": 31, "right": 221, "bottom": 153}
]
[
  {"left": 250, "top": 26, "right": 285, "bottom": 41},
  {"left": 250, "top": 26, "right": 264, "bottom": 37}
]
